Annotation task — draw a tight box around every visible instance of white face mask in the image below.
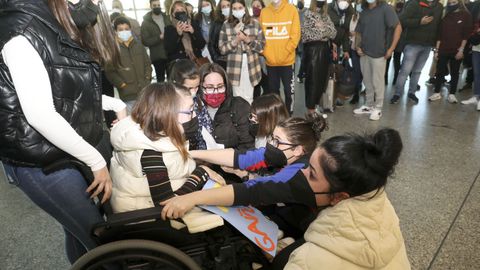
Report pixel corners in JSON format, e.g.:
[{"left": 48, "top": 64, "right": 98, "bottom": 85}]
[
  {"left": 366, "top": 0, "right": 375, "bottom": 3},
  {"left": 232, "top": 9, "right": 245, "bottom": 19},
  {"left": 117, "top": 30, "right": 132, "bottom": 42},
  {"left": 338, "top": 0, "right": 349, "bottom": 10},
  {"left": 112, "top": 8, "right": 122, "bottom": 14},
  {"left": 221, "top": 7, "right": 231, "bottom": 17},
  {"left": 202, "top": 5, "right": 212, "bottom": 15},
  {"left": 272, "top": 0, "right": 281, "bottom": 4}
]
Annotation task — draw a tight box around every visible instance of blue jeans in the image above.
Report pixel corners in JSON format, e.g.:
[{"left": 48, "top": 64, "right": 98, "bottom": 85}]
[
  {"left": 4, "top": 164, "right": 104, "bottom": 264},
  {"left": 395, "top": 44, "right": 432, "bottom": 96},
  {"left": 473, "top": 51, "right": 480, "bottom": 97}
]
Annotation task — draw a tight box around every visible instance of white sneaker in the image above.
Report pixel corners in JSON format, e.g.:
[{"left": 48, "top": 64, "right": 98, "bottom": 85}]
[
  {"left": 369, "top": 108, "right": 382, "bottom": 121},
  {"left": 461, "top": 96, "right": 478, "bottom": 105},
  {"left": 447, "top": 94, "right": 458, "bottom": 104},
  {"left": 428, "top": 93, "right": 442, "bottom": 101},
  {"left": 353, "top": 105, "right": 373, "bottom": 115}
]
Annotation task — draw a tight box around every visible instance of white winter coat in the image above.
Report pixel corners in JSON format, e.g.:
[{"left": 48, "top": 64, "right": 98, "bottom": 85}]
[
  {"left": 285, "top": 190, "right": 411, "bottom": 270},
  {"left": 109, "top": 117, "right": 196, "bottom": 213}
]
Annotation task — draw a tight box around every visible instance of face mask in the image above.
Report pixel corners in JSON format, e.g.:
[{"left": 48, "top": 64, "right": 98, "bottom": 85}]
[
  {"left": 252, "top": 7, "right": 262, "bottom": 17},
  {"left": 203, "top": 92, "right": 226, "bottom": 108},
  {"left": 232, "top": 9, "right": 246, "bottom": 19},
  {"left": 272, "top": 0, "right": 281, "bottom": 4},
  {"left": 182, "top": 116, "right": 199, "bottom": 142},
  {"left": 153, "top": 7, "right": 162, "bottom": 15},
  {"left": 112, "top": 8, "right": 121, "bottom": 14},
  {"left": 264, "top": 143, "right": 291, "bottom": 168},
  {"left": 356, "top": 4, "right": 363, "bottom": 12},
  {"left": 69, "top": 0, "right": 99, "bottom": 29},
  {"left": 338, "top": 0, "right": 349, "bottom": 10},
  {"left": 202, "top": 5, "right": 212, "bottom": 15},
  {"left": 316, "top": 1, "right": 325, "bottom": 8},
  {"left": 117, "top": 30, "right": 132, "bottom": 42},
  {"left": 366, "top": 0, "right": 376, "bottom": 4},
  {"left": 249, "top": 122, "right": 259, "bottom": 137},
  {"left": 297, "top": 2, "right": 304, "bottom": 9},
  {"left": 222, "top": 7, "right": 231, "bottom": 17},
  {"left": 447, "top": 3, "right": 459, "bottom": 12}
]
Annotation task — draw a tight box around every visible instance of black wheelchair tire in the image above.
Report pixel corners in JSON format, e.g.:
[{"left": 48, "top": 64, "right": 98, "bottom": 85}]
[{"left": 70, "top": 239, "right": 202, "bottom": 270}]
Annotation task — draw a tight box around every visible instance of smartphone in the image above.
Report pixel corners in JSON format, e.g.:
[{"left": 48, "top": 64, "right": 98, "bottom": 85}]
[{"left": 175, "top": 12, "right": 189, "bottom": 23}]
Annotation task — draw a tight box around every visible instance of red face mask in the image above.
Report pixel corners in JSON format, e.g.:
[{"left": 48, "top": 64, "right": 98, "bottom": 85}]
[{"left": 203, "top": 92, "right": 226, "bottom": 108}]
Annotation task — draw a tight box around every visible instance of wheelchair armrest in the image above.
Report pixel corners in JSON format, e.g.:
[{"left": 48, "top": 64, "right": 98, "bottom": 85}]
[{"left": 103, "top": 206, "right": 167, "bottom": 227}]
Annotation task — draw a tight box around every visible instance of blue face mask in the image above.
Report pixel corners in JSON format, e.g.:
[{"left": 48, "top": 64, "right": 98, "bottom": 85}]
[
  {"left": 202, "top": 5, "right": 212, "bottom": 15},
  {"left": 117, "top": 30, "right": 132, "bottom": 42},
  {"left": 356, "top": 4, "right": 363, "bottom": 12},
  {"left": 366, "top": 0, "right": 376, "bottom": 4}
]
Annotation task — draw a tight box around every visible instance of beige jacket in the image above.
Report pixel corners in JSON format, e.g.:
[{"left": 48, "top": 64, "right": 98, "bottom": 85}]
[
  {"left": 109, "top": 117, "right": 224, "bottom": 233},
  {"left": 285, "top": 190, "right": 411, "bottom": 270}
]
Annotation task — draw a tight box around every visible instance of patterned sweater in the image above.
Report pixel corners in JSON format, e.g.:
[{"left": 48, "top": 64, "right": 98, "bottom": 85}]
[{"left": 301, "top": 9, "right": 337, "bottom": 44}]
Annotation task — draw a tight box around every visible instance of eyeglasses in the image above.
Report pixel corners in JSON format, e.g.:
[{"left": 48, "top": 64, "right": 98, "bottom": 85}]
[
  {"left": 202, "top": 84, "right": 226, "bottom": 94},
  {"left": 267, "top": 137, "right": 297, "bottom": 148},
  {"left": 177, "top": 108, "right": 194, "bottom": 120}
]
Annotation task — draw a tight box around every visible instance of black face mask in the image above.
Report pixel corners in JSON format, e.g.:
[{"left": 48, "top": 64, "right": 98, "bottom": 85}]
[
  {"left": 317, "top": 1, "right": 325, "bottom": 8},
  {"left": 264, "top": 143, "right": 289, "bottom": 168},
  {"left": 297, "top": 1, "right": 304, "bottom": 10},
  {"left": 69, "top": 0, "right": 99, "bottom": 29},
  {"left": 153, "top": 7, "right": 162, "bottom": 15},
  {"left": 249, "top": 122, "right": 259, "bottom": 137},
  {"left": 447, "top": 4, "right": 459, "bottom": 13},
  {"left": 182, "top": 116, "right": 199, "bottom": 142}
]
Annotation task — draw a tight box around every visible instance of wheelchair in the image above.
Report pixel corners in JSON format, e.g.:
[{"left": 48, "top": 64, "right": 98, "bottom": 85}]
[{"left": 70, "top": 204, "right": 272, "bottom": 270}]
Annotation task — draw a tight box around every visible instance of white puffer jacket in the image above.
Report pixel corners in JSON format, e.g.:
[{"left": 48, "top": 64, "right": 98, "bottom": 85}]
[
  {"left": 285, "top": 190, "right": 411, "bottom": 270},
  {"left": 110, "top": 117, "right": 196, "bottom": 213}
]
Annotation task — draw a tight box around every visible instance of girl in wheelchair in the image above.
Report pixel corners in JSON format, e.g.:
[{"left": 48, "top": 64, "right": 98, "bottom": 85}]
[{"left": 109, "top": 82, "right": 224, "bottom": 232}]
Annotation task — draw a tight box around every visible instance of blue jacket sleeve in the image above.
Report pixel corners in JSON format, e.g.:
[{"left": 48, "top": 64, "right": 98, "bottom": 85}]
[
  {"left": 232, "top": 163, "right": 309, "bottom": 206},
  {"left": 234, "top": 147, "right": 268, "bottom": 171}
]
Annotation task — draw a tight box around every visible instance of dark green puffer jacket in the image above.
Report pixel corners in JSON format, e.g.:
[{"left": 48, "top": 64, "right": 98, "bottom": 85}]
[
  {"left": 400, "top": 0, "right": 443, "bottom": 47},
  {"left": 140, "top": 11, "right": 172, "bottom": 62}
]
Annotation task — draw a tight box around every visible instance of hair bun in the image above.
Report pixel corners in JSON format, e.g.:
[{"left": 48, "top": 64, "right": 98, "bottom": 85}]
[
  {"left": 305, "top": 112, "right": 328, "bottom": 140},
  {"left": 366, "top": 128, "right": 403, "bottom": 177}
]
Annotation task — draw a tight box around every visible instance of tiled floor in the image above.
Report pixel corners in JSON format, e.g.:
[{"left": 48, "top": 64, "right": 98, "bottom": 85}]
[{"left": 1, "top": 55, "right": 479, "bottom": 269}]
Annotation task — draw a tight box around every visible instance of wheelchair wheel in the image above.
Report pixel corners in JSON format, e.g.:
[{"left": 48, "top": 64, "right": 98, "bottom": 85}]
[{"left": 70, "top": 239, "right": 202, "bottom": 270}]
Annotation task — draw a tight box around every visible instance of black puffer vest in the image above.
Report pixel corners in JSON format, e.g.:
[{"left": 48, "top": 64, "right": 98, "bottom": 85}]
[{"left": 0, "top": 0, "right": 103, "bottom": 167}]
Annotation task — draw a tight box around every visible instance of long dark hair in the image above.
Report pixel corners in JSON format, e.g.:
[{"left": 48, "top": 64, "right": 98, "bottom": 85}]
[
  {"left": 195, "top": 0, "right": 216, "bottom": 22},
  {"left": 47, "top": 0, "right": 121, "bottom": 68},
  {"left": 251, "top": 94, "right": 289, "bottom": 137},
  {"left": 214, "top": 0, "right": 231, "bottom": 22},
  {"left": 319, "top": 128, "right": 403, "bottom": 197},
  {"left": 228, "top": 0, "right": 252, "bottom": 25},
  {"left": 198, "top": 63, "right": 232, "bottom": 109},
  {"left": 131, "top": 83, "right": 189, "bottom": 161}
]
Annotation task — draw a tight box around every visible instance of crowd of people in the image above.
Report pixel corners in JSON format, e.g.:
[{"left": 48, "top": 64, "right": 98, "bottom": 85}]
[{"left": 3, "top": 0, "right": 480, "bottom": 268}]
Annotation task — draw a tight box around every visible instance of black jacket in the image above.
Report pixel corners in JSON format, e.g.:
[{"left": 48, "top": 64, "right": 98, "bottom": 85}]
[
  {"left": 208, "top": 20, "right": 227, "bottom": 64},
  {"left": 0, "top": 0, "right": 103, "bottom": 167},
  {"left": 164, "top": 20, "right": 206, "bottom": 62},
  {"left": 199, "top": 81, "right": 254, "bottom": 151},
  {"left": 400, "top": 0, "right": 443, "bottom": 47},
  {"left": 328, "top": 2, "right": 354, "bottom": 52}
]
